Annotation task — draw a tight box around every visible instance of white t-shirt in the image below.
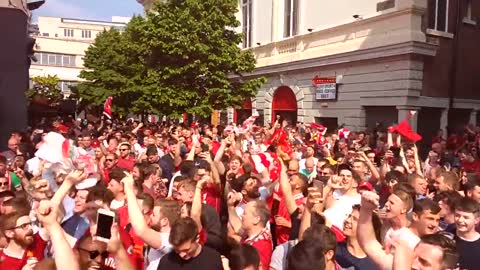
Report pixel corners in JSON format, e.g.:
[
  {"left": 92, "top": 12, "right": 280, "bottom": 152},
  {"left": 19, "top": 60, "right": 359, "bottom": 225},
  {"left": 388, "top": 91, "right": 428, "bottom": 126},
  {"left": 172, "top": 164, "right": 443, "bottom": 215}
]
[
  {"left": 384, "top": 227, "right": 420, "bottom": 251},
  {"left": 109, "top": 199, "right": 125, "bottom": 210},
  {"left": 146, "top": 232, "right": 172, "bottom": 270},
  {"left": 323, "top": 191, "right": 361, "bottom": 230}
]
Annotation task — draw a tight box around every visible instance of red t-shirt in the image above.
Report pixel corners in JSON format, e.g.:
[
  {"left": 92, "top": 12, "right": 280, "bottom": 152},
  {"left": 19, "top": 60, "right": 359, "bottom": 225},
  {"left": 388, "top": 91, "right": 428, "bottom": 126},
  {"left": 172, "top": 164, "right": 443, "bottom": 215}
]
[
  {"left": 461, "top": 160, "right": 480, "bottom": 176},
  {"left": 117, "top": 206, "right": 146, "bottom": 270},
  {"left": 242, "top": 230, "right": 273, "bottom": 270},
  {"left": 117, "top": 158, "right": 135, "bottom": 172},
  {"left": 202, "top": 184, "right": 221, "bottom": 215},
  {"left": 0, "top": 233, "right": 48, "bottom": 270},
  {"left": 199, "top": 228, "right": 207, "bottom": 245},
  {"left": 275, "top": 193, "right": 304, "bottom": 245},
  {"left": 103, "top": 168, "right": 111, "bottom": 183},
  {"left": 103, "top": 226, "right": 139, "bottom": 270}
]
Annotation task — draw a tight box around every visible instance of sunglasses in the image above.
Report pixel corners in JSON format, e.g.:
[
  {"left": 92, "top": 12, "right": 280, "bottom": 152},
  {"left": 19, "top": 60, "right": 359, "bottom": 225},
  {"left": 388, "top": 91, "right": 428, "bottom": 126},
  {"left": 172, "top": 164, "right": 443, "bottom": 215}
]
[
  {"left": 0, "top": 182, "right": 8, "bottom": 187},
  {"left": 78, "top": 248, "right": 109, "bottom": 260},
  {"left": 105, "top": 159, "right": 114, "bottom": 162},
  {"left": 11, "top": 222, "right": 32, "bottom": 230}
]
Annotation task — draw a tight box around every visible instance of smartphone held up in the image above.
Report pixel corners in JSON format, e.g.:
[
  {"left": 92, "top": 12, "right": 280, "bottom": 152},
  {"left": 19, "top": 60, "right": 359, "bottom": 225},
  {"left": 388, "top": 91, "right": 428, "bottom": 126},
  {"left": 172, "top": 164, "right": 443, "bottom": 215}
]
[{"left": 95, "top": 208, "right": 115, "bottom": 242}]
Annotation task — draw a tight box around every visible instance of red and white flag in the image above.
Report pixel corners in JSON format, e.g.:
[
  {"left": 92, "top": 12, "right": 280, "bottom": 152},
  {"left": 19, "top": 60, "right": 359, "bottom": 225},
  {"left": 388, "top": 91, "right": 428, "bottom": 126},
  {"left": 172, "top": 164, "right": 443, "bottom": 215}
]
[
  {"left": 148, "top": 115, "right": 156, "bottom": 123},
  {"left": 103, "top": 96, "right": 112, "bottom": 119}
]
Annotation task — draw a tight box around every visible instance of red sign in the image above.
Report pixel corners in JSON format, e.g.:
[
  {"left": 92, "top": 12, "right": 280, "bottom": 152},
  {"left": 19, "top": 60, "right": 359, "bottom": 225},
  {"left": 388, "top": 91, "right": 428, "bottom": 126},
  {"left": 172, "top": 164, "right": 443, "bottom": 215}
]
[{"left": 312, "top": 76, "right": 336, "bottom": 87}]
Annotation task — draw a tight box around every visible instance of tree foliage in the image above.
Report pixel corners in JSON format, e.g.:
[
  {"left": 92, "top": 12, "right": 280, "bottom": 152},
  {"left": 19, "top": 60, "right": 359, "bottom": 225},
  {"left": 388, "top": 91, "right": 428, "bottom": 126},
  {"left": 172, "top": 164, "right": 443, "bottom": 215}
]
[
  {"left": 26, "top": 75, "right": 62, "bottom": 106},
  {"left": 78, "top": 0, "right": 265, "bottom": 118}
]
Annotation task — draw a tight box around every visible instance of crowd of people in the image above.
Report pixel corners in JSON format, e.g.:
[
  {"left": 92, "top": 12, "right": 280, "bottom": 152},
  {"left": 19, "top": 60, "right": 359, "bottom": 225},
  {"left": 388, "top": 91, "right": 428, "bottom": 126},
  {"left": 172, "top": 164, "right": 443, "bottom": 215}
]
[{"left": 0, "top": 112, "right": 479, "bottom": 270}]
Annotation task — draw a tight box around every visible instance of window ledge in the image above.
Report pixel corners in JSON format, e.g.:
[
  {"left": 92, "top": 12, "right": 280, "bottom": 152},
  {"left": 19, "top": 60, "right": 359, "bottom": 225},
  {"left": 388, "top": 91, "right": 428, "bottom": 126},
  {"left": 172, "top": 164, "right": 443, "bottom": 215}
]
[
  {"left": 426, "top": 29, "right": 454, "bottom": 39},
  {"left": 463, "top": 17, "right": 477, "bottom": 25}
]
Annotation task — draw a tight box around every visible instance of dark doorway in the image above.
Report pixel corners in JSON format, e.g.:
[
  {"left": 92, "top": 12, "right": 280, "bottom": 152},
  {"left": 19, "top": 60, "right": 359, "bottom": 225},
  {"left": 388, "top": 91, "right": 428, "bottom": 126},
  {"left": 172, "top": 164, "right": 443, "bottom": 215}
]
[
  {"left": 235, "top": 98, "right": 253, "bottom": 124},
  {"left": 364, "top": 106, "right": 398, "bottom": 131},
  {"left": 448, "top": 108, "right": 470, "bottom": 135},
  {"left": 417, "top": 107, "right": 442, "bottom": 159},
  {"left": 272, "top": 86, "right": 298, "bottom": 125},
  {"left": 314, "top": 117, "right": 338, "bottom": 134}
]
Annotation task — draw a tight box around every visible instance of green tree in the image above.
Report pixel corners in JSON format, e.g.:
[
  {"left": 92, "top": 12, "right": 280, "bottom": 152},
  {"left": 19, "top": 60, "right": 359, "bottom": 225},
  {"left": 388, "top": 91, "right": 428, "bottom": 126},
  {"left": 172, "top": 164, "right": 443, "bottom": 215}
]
[
  {"left": 76, "top": 24, "right": 142, "bottom": 117},
  {"left": 26, "top": 75, "right": 62, "bottom": 106},
  {"left": 77, "top": 0, "right": 265, "bottom": 118}
]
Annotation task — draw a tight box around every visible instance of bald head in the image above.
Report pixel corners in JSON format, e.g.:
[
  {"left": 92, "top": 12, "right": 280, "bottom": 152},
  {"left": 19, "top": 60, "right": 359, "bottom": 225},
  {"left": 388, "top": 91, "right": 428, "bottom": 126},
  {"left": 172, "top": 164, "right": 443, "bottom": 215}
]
[
  {"left": 305, "top": 159, "right": 315, "bottom": 173},
  {"left": 7, "top": 137, "right": 18, "bottom": 152},
  {"left": 288, "top": 160, "right": 299, "bottom": 176}
]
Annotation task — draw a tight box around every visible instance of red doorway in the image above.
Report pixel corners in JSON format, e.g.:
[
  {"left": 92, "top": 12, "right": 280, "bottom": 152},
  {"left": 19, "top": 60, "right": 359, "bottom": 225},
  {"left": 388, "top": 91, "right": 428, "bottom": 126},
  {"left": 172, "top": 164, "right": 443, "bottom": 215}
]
[
  {"left": 272, "top": 86, "right": 297, "bottom": 124},
  {"left": 234, "top": 98, "right": 252, "bottom": 123}
]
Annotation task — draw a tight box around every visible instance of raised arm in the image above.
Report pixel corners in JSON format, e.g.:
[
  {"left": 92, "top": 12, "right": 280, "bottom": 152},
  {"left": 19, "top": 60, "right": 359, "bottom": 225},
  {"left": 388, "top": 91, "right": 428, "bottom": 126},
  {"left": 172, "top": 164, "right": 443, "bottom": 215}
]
[
  {"left": 122, "top": 172, "right": 164, "bottom": 249},
  {"left": 191, "top": 179, "right": 206, "bottom": 232},
  {"left": 37, "top": 200, "right": 80, "bottom": 270},
  {"left": 299, "top": 187, "right": 323, "bottom": 240},
  {"left": 173, "top": 137, "right": 184, "bottom": 167},
  {"left": 213, "top": 139, "right": 227, "bottom": 175},
  {"left": 50, "top": 170, "right": 87, "bottom": 207},
  {"left": 412, "top": 144, "right": 423, "bottom": 177},
  {"left": 108, "top": 224, "right": 136, "bottom": 270},
  {"left": 357, "top": 191, "right": 392, "bottom": 270},
  {"left": 227, "top": 192, "right": 243, "bottom": 235},
  {"left": 358, "top": 151, "right": 380, "bottom": 181},
  {"left": 279, "top": 162, "right": 298, "bottom": 215}
]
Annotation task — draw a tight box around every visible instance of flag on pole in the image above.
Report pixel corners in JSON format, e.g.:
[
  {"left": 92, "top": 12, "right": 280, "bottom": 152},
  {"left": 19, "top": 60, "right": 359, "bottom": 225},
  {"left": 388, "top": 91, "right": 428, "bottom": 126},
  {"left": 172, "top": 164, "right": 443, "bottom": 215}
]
[{"left": 103, "top": 96, "right": 112, "bottom": 119}]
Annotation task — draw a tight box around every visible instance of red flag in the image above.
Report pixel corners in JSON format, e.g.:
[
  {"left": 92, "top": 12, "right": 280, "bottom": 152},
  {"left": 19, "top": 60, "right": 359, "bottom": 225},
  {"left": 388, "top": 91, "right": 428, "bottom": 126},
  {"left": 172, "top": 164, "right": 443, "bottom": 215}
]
[
  {"left": 103, "top": 96, "right": 112, "bottom": 119},
  {"left": 148, "top": 115, "right": 156, "bottom": 123}
]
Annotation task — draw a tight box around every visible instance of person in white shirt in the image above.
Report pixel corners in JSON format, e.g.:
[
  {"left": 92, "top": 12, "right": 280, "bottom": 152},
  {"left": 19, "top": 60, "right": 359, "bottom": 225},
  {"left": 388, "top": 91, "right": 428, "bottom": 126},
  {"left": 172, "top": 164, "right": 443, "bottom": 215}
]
[
  {"left": 122, "top": 172, "right": 181, "bottom": 270},
  {"left": 323, "top": 167, "right": 361, "bottom": 230}
]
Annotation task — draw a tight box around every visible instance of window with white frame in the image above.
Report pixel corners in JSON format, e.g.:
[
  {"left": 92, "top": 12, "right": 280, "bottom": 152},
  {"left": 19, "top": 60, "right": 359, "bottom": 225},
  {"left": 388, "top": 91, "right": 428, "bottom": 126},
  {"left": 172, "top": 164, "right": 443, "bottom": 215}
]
[
  {"left": 59, "top": 81, "right": 77, "bottom": 93},
  {"left": 34, "top": 52, "right": 76, "bottom": 67},
  {"left": 81, "top": 30, "right": 92, "bottom": 39},
  {"left": 241, "top": 0, "right": 253, "bottom": 48},
  {"left": 428, "top": 0, "right": 450, "bottom": 32},
  {"left": 284, "top": 0, "right": 299, "bottom": 37},
  {"left": 64, "top": 28, "right": 74, "bottom": 37}
]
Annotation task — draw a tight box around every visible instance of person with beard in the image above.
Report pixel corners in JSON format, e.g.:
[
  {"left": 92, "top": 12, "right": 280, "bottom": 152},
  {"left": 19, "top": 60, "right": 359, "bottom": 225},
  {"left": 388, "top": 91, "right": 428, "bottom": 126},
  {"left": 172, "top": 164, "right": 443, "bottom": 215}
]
[
  {"left": 0, "top": 207, "right": 48, "bottom": 270},
  {"left": 229, "top": 175, "right": 263, "bottom": 218},
  {"left": 122, "top": 172, "right": 180, "bottom": 270}
]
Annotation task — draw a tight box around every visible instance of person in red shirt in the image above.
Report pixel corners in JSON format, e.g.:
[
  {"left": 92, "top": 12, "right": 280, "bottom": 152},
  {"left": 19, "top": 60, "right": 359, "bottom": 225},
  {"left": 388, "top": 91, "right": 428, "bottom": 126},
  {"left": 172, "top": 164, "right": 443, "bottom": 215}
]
[
  {"left": 116, "top": 143, "right": 135, "bottom": 172},
  {"left": 459, "top": 149, "right": 480, "bottom": 176},
  {"left": 192, "top": 157, "right": 222, "bottom": 214},
  {"left": 103, "top": 153, "right": 118, "bottom": 184},
  {"left": 0, "top": 209, "right": 48, "bottom": 270},
  {"left": 228, "top": 198, "right": 273, "bottom": 270},
  {"left": 274, "top": 173, "right": 306, "bottom": 245}
]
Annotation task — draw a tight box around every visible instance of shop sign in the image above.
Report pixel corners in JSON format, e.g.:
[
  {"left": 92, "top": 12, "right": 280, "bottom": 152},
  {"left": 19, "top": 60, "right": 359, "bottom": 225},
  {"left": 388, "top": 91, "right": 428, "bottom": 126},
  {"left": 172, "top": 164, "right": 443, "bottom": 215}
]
[{"left": 312, "top": 76, "right": 337, "bottom": 101}]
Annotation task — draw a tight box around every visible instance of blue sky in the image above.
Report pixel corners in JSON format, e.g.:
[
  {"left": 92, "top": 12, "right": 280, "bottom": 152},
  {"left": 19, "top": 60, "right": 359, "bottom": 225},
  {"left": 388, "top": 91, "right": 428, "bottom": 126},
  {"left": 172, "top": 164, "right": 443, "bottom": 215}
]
[{"left": 32, "top": 0, "right": 144, "bottom": 22}]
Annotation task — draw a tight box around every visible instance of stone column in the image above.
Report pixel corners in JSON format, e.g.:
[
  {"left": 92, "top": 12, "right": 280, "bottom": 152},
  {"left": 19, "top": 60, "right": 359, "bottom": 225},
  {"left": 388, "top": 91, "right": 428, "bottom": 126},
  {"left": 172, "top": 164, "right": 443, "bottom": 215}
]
[
  {"left": 469, "top": 110, "right": 477, "bottom": 127},
  {"left": 297, "top": 0, "right": 305, "bottom": 34},
  {"left": 397, "top": 106, "right": 420, "bottom": 132},
  {"left": 271, "top": 0, "right": 280, "bottom": 42},
  {"left": 440, "top": 108, "right": 448, "bottom": 139}
]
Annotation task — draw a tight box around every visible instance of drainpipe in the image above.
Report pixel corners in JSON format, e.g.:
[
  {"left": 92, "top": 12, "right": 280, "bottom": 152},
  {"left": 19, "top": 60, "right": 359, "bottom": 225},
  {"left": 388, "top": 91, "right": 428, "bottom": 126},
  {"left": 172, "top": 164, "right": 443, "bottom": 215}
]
[{"left": 447, "top": 0, "right": 462, "bottom": 113}]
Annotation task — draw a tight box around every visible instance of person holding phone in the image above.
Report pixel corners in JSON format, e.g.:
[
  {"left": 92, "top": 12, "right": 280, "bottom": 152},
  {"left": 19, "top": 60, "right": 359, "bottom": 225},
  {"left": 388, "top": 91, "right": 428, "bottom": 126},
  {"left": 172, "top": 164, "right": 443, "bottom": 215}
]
[{"left": 122, "top": 172, "right": 181, "bottom": 270}]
